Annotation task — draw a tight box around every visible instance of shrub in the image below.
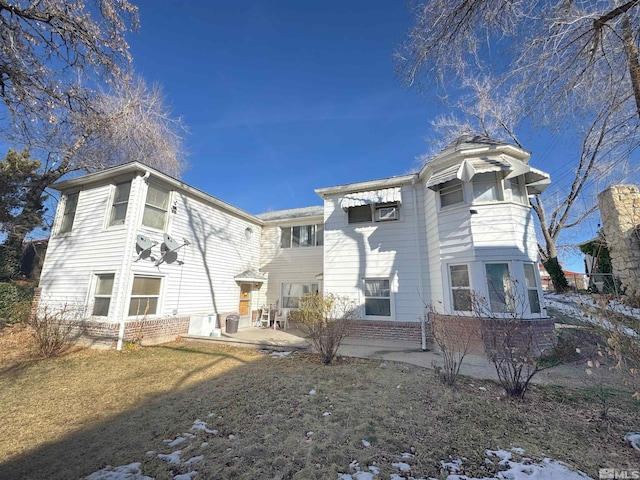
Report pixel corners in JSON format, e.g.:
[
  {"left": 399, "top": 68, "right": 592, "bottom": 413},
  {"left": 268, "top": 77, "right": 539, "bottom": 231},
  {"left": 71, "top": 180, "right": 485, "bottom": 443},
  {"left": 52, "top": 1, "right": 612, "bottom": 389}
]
[
  {"left": 429, "top": 308, "right": 477, "bottom": 387},
  {"left": 290, "top": 293, "right": 356, "bottom": 365},
  {"left": 26, "top": 303, "right": 83, "bottom": 357},
  {"left": 0, "top": 282, "right": 34, "bottom": 325}
]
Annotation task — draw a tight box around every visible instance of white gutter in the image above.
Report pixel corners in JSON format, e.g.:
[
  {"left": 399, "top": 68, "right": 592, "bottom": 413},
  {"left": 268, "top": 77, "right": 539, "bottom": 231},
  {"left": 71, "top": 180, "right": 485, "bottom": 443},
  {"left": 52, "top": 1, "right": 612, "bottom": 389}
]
[{"left": 411, "top": 178, "right": 427, "bottom": 351}]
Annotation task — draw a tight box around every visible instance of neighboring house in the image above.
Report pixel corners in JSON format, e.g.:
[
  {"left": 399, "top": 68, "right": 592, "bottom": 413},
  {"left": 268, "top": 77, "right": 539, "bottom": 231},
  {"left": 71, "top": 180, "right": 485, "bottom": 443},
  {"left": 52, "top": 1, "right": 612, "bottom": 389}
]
[
  {"left": 36, "top": 135, "right": 554, "bottom": 348},
  {"left": 538, "top": 265, "right": 587, "bottom": 291}
]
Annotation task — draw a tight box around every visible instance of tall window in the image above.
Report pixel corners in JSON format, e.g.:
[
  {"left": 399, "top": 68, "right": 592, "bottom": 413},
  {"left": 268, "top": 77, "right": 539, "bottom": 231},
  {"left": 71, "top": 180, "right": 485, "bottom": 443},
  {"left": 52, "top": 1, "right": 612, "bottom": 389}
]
[
  {"left": 485, "top": 263, "right": 511, "bottom": 313},
  {"left": 110, "top": 181, "right": 131, "bottom": 226},
  {"left": 524, "top": 263, "right": 542, "bottom": 314},
  {"left": 473, "top": 173, "right": 501, "bottom": 202},
  {"left": 439, "top": 179, "right": 464, "bottom": 207},
  {"left": 281, "top": 283, "right": 319, "bottom": 308},
  {"left": 280, "top": 224, "right": 324, "bottom": 248},
  {"left": 507, "top": 176, "right": 526, "bottom": 204},
  {"left": 142, "top": 183, "right": 170, "bottom": 230},
  {"left": 363, "top": 278, "right": 391, "bottom": 316},
  {"left": 92, "top": 274, "right": 114, "bottom": 316},
  {"left": 59, "top": 192, "right": 79, "bottom": 234},
  {"left": 129, "top": 276, "right": 161, "bottom": 316},
  {"left": 449, "top": 264, "right": 472, "bottom": 311}
]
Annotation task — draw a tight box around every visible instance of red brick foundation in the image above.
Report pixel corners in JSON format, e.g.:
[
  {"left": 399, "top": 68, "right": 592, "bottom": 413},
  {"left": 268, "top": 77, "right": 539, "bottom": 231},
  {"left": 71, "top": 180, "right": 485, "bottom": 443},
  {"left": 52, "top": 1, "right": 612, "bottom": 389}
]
[
  {"left": 344, "top": 320, "right": 424, "bottom": 343},
  {"left": 67, "top": 316, "right": 190, "bottom": 349},
  {"left": 429, "top": 313, "right": 556, "bottom": 357}
]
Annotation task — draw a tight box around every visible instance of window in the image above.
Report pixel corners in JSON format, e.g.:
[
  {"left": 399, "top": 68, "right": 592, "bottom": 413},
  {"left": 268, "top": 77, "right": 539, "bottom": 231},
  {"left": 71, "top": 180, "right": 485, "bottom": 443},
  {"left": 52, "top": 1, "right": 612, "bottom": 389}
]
[
  {"left": 142, "top": 183, "right": 170, "bottom": 230},
  {"left": 59, "top": 192, "right": 79, "bottom": 234},
  {"left": 110, "top": 181, "right": 131, "bottom": 226},
  {"left": 507, "top": 176, "right": 526, "bottom": 204},
  {"left": 473, "top": 173, "right": 501, "bottom": 202},
  {"left": 280, "top": 224, "right": 324, "bottom": 248},
  {"left": 449, "top": 265, "right": 472, "bottom": 311},
  {"left": 363, "top": 278, "right": 391, "bottom": 316},
  {"left": 348, "top": 205, "right": 372, "bottom": 224},
  {"left": 348, "top": 203, "right": 400, "bottom": 224},
  {"left": 524, "top": 263, "right": 542, "bottom": 314},
  {"left": 439, "top": 179, "right": 464, "bottom": 207},
  {"left": 485, "top": 263, "right": 512, "bottom": 313},
  {"left": 128, "top": 276, "right": 161, "bottom": 316},
  {"left": 281, "top": 283, "right": 319, "bottom": 308},
  {"left": 92, "top": 274, "right": 114, "bottom": 316}
]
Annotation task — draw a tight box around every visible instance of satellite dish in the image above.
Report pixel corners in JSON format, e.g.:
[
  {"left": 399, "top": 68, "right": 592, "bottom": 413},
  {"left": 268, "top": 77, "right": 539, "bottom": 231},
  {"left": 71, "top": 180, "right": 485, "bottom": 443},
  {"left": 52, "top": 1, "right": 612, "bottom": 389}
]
[
  {"left": 155, "top": 232, "right": 190, "bottom": 266},
  {"left": 134, "top": 234, "right": 157, "bottom": 262},
  {"left": 163, "top": 233, "right": 180, "bottom": 251}
]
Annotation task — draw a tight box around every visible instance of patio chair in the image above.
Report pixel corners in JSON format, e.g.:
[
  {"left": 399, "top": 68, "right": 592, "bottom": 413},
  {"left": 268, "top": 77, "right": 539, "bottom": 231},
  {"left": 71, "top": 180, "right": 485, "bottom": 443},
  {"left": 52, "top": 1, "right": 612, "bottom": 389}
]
[
  {"left": 273, "top": 308, "right": 289, "bottom": 330},
  {"left": 259, "top": 305, "right": 271, "bottom": 328}
]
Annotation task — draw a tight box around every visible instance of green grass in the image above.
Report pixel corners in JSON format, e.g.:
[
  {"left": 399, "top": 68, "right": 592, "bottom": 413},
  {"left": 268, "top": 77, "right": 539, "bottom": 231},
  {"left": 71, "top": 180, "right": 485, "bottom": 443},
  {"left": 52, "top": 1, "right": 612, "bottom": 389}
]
[{"left": 0, "top": 328, "right": 638, "bottom": 479}]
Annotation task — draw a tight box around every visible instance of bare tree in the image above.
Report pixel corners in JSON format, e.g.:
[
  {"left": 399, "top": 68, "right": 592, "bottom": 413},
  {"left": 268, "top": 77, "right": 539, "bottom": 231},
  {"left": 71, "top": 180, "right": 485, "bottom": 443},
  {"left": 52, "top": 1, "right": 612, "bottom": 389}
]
[
  {"left": 0, "top": 0, "right": 139, "bottom": 131},
  {"left": 2, "top": 78, "right": 187, "bottom": 260}
]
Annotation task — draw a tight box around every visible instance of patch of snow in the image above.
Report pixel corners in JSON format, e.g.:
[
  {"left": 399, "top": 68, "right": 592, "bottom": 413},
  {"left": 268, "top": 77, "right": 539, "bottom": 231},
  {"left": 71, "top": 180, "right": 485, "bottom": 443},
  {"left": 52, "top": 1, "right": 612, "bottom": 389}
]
[
  {"left": 173, "top": 472, "right": 197, "bottom": 480},
  {"left": 309, "top": 389, "right": 316, "bottom": 395},
  {"left": 228, "top": 434, "right": 235, "bottom": 440},
  {"left": 441, "top": 458, "right": 463, "bottom": 473},
  {"left": 85, "top": 462, "right": 153, "bottom": 480},
  {"left": 306, "top": 431, "right": 314, "bottom": 437},
  {"left": 368, "top": 465, "right": 380, "bottom": 475},
  {"left": 392, "top": 461, "right": 411, "bottom": 472},
  {"left": 401, "top": 452, "right": 414, "bottom": 459},
  {"left": 349, "top": 460, "right": 360, "bottom": 472},
  {"left": 182, "top": 432, "right": 196, "bottom": 438},
  {"left": 157, "top": 450, "right": 182, "bottom": 465},
  {"left": 190, "top": 419, "right": 218, "bottom": 435},
  {"left": 511, "top": 447, "right": 525, "bottom": 455},
  {"left": 183, "top": 455, "right": 204, "bottom": 467},
  {"left": 165, "top": 437, "right": 186, "bottom": 447},
  {"left": 207, "top": 412, "right": 216, "bottom": 417},
  {"left": 271, "top": 351, "right": 292, "bottom": 358},
  {"left": 479, "top": 387, "right": 487, "bottom": 392},
  {"left": 625, "top": 432, "right": 640, "bottom": 451},
  {"left": 362, "top": 439, "right": 371, "bottom": 447},
  {"left": 145, "top": 451, "right": 155, "bottom": 457},
  {"left": 323, "top": 411, "right": 331, "bottom": 416},
  {"left": 200, "top": 442, "right": 208, "bottom": 448}
]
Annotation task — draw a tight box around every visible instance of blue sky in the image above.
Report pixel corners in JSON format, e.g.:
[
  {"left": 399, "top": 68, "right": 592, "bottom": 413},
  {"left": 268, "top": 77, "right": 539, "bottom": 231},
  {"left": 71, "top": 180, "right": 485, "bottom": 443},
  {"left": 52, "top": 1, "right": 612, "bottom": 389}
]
[{"left": 127, "top": 0, "right": 604, "bottom": 270}]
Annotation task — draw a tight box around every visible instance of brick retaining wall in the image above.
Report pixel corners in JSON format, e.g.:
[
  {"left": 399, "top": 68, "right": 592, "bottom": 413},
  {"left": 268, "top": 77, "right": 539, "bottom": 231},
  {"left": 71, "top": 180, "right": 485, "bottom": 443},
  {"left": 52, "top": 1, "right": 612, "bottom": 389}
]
[
  {"left": 429, "top": 313, "right": 557, "bottom": 357},
  {"left": 344, "top": 319, "right": 425, "bottom": 343}
]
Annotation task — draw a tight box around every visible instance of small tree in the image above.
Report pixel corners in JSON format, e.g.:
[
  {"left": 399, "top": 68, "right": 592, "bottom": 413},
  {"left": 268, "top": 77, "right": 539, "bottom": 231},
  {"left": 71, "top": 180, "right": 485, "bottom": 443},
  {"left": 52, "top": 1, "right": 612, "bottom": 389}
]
[
  {"left": 428, "top": 305, "right": 477, "bottom": 387},
  {"left": 291, "top": 293, "right": 356, "bottom": 365},
  {"left": 473, "top": 281, "right": 558, "bottom": 398},
  {"left": 27, "top": 302, "right": 83, "bottom": 357}
]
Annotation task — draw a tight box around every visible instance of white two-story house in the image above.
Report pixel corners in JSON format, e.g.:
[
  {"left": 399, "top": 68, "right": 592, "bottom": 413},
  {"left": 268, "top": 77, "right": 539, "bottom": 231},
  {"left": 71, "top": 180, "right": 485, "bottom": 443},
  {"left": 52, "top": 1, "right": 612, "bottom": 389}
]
[{"left": 36, "top": 135, "right": 553, "bottom": 348}]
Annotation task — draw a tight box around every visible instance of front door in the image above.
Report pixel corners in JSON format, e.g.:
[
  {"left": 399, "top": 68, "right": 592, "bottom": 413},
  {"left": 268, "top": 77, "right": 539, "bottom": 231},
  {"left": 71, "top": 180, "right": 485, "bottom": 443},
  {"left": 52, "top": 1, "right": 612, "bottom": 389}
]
[{"left": 238, "top": 283, "right": 251, "bottom": 317}]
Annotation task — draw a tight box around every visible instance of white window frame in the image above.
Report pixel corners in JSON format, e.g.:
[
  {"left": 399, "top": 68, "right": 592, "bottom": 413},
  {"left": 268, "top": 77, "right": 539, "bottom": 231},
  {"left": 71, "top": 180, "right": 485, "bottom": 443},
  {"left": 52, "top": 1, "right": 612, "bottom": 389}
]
[
  {"left": 128, "top": 275, "right": 163, "bottom": 317},
  {"left": 142, "top": 182, "right": 171, "bottom": 231},
  {"left": 523, "top": 263, "right": 542, "bottom": 314},
  {"left": 506, "top": 176, "right": 527, "bottom": 205},
  {"left": 58, "top": 191, "right": 80, "bottom": 234},
  {"left": 448, "top": 264, "right": 472, "bottom": 312},
  {"left": 92, "top": 273, "right": 115, "bottom": 317},
  {"left": 472, "top": 172, "right": 503, "bottom": 203},
  {"left": 280, "top": 282, "right": 320, "bottom": 308},
  {"left": 438, "top": 179, "right": 464, "bottom": 209},
  {"left": 362, "top": 277, "right": 392, "bottom": 318},
  {"left": 347, "top": 203, "right": 400, "bottom": 225},
  {"left": 280, "top": 224, "right": 324, "bottom": 249},
  {"left": 484, "top": 262, "right": 513, "bottom": 313},
  {"left": 109, "top": 180, "right": 132, "bottom": 227}
]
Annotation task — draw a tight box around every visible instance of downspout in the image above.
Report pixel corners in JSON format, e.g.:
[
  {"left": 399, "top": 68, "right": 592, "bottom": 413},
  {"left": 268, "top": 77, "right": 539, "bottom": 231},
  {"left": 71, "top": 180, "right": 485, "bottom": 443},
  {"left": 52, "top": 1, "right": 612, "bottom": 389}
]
[
  {"left": 411, "top": 177, "right": 427, "bottom": 350},
  {"left": 116, "top": 171, "right": 150, "bottom": 350}
]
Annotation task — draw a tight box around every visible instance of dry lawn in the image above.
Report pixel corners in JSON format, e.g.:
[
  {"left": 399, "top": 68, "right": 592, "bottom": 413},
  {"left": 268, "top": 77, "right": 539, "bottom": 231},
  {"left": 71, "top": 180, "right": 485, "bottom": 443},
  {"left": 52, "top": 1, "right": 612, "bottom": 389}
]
[{"left": 0, "top": 325, "right": 638, "bottom": 480}]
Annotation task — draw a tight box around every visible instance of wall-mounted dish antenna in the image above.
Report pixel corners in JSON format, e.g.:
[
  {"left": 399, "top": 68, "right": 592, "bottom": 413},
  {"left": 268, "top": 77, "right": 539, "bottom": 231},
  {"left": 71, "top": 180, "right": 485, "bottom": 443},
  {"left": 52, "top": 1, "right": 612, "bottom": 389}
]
[
  {"left": 155, "top": 233, "right": 191, "bottom": 266},
  {"left": 134, "top": 234, "right": 158, "bottom": 262}
]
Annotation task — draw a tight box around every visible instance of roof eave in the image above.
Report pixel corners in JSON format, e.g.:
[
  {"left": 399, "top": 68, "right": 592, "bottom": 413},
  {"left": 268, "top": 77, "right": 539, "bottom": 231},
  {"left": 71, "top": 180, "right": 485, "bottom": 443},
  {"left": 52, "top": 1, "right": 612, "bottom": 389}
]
[{"left": 315, "top": 174, "right": 417, "bottom": 198}]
